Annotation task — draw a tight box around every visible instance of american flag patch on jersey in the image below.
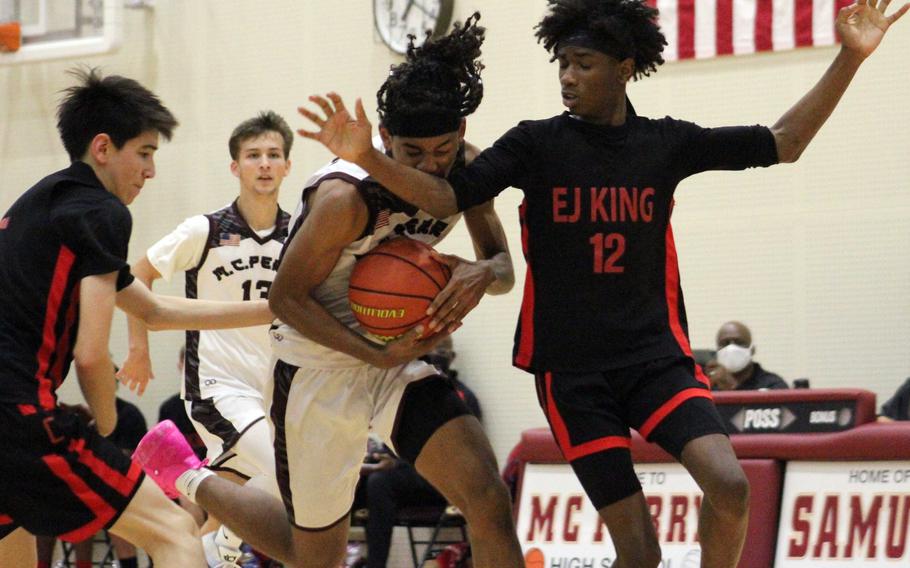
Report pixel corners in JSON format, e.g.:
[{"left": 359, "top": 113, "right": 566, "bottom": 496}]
[
  {"left": 218, "top": 232, "right": 241, "bottom": 246},
  {"left": 374, "top": 209, "right": 390, "bottom": 230},
  {"left": 0, "top": 217, "right": 8, "bottom": 230}
]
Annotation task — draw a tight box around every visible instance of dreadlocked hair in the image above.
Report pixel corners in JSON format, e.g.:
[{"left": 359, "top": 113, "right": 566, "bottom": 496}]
[
  {"left": 535, "top": 0, "right": 666, "bottom": 80},
  {"left": 377, "top": 12, "right": 485, "bottom": 133}
]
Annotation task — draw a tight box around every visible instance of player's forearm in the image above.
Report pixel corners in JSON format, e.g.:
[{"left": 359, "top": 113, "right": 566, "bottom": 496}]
[
  {"left": 479, "top": 252, "right": 514, "bottom": 295},
  {"left": 144, "top": 297, "right": 274, "bottom": 331},
  {"left": 126, "top": 260, "right": 157, "bottom": 354},
  {"left": 74, "top": 358, "right": 117, "bottom": 436},
  {"left": 269, "top": 292, "right": 385, "bottom": 366},
  {"left": 358, "top": 148, "right": 459, "bottom": 217},
  {"left": 771, "top": 46, "right": 862, "bottom": 163}
]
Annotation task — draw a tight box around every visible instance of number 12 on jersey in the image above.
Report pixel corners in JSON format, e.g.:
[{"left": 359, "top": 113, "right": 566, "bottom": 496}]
[{"left": 589, "top": 232, "right": 626, "bottom": 274}]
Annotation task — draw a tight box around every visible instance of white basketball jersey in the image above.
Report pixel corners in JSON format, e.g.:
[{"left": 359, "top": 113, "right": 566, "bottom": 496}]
[
  {"left": 271, "top": 148, "right": 463, "bottom": 368},
  {"left": 147, "top": 201, "right": 290, "bottom": 399}
]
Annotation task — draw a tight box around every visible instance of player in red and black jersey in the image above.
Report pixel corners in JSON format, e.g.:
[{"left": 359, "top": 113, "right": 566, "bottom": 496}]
[
  {"left": 298, "top": 0, "right": 908, "bottom": 566},
  {"left": 0, "top": 69, "right": 272, "bottom": 567}
]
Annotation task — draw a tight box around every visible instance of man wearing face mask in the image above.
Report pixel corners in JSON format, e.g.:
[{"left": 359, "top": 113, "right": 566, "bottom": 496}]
[{"left": 709, "top": 321, "right": 788, "bottom": 391}]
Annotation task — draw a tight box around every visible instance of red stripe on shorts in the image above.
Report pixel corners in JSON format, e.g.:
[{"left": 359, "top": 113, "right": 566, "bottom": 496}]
[
  {"left": 69, "top": 438, "right": 142, "bottom": 497},
  {"left": 544, "top": 372, "right": 631, "bottom": 461},
  {"left": 639, "top": 387, "right": 713, "bottom": 439},
  {"left": 42, "top": 454, "right": 117, "bottom": 542}
]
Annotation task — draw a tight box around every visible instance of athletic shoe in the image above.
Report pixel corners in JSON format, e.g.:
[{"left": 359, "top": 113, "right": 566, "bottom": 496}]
[
  {"left": 132, "top": 419, "right": 205, "bottom": 499},
  {"left": 202, "top": 530, "right": 245, "bottom": 568}
]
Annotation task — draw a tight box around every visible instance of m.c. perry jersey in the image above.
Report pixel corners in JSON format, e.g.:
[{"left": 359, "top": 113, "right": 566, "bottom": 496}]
[
  {"left": 147, "top": 201, "right": 289, "bottom": 399},
  {"left": 270, "top": 151, "right": 463, "bottom": 369}
]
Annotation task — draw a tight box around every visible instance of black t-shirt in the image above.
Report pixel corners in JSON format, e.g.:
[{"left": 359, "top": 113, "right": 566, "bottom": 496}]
[
  {"left": 0, "top": 162, "right": 134, "bottom": 408},
  {"left": 109, "top": 397, "right": 148, "bottom": 452},
  {"left": 451, "top": 111, "right": 778, "bottom": 373},
  {"left": 880, "top": 378, "right": 910, "bottom": 421},
  {"left": 737, "top": 363, "right": 788, "bottom": 390}
]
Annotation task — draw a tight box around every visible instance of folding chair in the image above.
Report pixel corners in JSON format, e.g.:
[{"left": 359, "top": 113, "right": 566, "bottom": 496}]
[
  {"left": 395, "top": 504, "right": 467, "bottom": 568},
  {"left": 58, "top": 530, "right": 117, "bottom": 567}
]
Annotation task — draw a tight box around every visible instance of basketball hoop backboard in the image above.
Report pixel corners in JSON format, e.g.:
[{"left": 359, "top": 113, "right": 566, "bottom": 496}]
[{"left": 0, "top": 0, "right": 122, "bottom": 64}]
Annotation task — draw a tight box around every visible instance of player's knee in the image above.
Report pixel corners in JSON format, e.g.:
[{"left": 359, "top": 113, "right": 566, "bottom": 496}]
[
  {"left": 708, "top": 468, "right": 751, "bottom": 518},
  {"left": 141, "top": 509, "right": 201, "bottom": 560},
  {"left": 459, "top": 476, "right": 513, "bottom": 527}
]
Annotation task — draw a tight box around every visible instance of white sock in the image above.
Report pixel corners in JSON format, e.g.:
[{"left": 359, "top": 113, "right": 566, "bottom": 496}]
[
  {"left": 216, "top": 524, "right": 243, "bottom": 551},
  {"left": 175, "top": 467, "right": 215, "bottom": 503}
]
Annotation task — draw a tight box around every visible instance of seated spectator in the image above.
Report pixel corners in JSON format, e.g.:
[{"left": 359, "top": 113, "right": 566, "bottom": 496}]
[
  {"left": 878, "top": 377, "right": 910, "bottom": 421},
  {"left": 354, "top": 337, "right": 480, "bottom": 568},
  {"left": 709, "top": 321, "right": 788, "bottom": 391}
]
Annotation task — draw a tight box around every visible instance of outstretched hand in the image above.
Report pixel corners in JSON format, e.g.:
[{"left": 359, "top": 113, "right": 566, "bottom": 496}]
[
  {"left": 837, "top": 0, "right": 909, "bottom": 59},
  {"left": 297, "top": 93, "right": 374, "bottom": 164},
  {"left": 117, "top": 350, "right": 155, "bottom": 396}
]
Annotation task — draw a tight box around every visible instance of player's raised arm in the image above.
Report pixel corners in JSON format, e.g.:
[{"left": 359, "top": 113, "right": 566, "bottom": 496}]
[
  {"left": 298, "top": 93, "right": 459, "bottom": 218},
  {"left": 771, "top": 0, "right": 908, "bottom": 162}
]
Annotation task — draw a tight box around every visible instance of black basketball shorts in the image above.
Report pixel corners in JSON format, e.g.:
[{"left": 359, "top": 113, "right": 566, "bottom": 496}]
[
  {"left": 534, "top": 356, "right": 727, "bottom": 510},
  {"left": 0, "top": 403, "right": 143, "bottom": 541}
]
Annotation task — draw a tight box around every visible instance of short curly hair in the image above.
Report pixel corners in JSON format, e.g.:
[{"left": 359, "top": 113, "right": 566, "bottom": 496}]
[
  {"left": 377, "top": 12, "right": 485, "bottom": 136},
  {"left": 535, "top": 0, "right": 666, "bottom": 80}
]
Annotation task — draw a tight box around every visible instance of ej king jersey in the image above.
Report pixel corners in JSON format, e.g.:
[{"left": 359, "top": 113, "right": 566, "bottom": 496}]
[
  {"left": 451, "top": 111, "right": 778, "bottom": 373},
  {"left": 271, "top": 149, "right": 463, "bottom": 369},
  {"left": 147, "top": 201, "right": 289, "bottom": 400}
]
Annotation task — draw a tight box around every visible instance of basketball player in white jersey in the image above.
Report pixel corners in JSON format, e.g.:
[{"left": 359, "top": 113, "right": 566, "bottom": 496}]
[
  {"left": 132, "top": 14, "right": 525, "bottom": 568},
  {"left": 121, "top": 111, "right": 293, "bottom": 567}
]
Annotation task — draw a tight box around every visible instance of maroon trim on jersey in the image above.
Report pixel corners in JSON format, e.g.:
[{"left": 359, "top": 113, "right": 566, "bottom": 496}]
[
  {"left": 35, "top": 245, "right": 76, "bottom": 410},
  {"left": 70, "top": 437, "right": 143, "bottom": 497},
  {"left": 638, "top": 387, "right": 713, "bottom": 438},
  {"left": 543, "top": 372, "right": 631, "bottom": 461},
  {"left": 664, "top": 222, "right": 693, "bottom": 359},
  {"left": 42, "top": 454, "right": 117, "bottom": 542},
  {"left": 515, "top": 200, "right": 536, "bottom": 369}
]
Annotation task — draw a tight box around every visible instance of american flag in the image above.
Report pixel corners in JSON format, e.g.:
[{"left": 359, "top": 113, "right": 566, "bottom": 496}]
[
  {"left": 0, "top": 217, "right": 8, "bottom": 230},
  {"left": 651, "top": 0, "right": 851, "bottom": 61},
  {"left": 218, "top": 232, "right": 241, "bottom": 246},
  {"left": 374, "top": 209, "right": 390, "bottom": 230}
]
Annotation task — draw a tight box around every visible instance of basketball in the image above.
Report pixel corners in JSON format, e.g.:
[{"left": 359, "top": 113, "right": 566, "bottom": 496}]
[{"left": 349, "top": 237, "right": 451, "bottom": 340}]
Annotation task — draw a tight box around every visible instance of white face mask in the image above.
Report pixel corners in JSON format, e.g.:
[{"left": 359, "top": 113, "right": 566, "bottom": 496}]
[{"left": 716, "top": 344, "right": 753, "bottom": 373}]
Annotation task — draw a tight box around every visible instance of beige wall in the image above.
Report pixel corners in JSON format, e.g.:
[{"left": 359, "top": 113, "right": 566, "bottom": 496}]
[{"left": 2, "top": 1, "right": 909, "bottom": 471}]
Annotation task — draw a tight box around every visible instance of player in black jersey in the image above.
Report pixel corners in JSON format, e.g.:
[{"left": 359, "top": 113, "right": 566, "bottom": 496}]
[
  {"left": 0, "top": 69, "right": 273, "bottom": 567},
  {"left": 297, "top": 0, "right": 908, "bottom": 567}
]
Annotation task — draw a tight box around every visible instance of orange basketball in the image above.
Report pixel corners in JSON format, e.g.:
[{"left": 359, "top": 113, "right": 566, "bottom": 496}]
[{"left": 349, "top": 237, "right": 451, "bottom": 340}]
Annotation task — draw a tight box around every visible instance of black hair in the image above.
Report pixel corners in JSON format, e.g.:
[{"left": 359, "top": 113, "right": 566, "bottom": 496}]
[
  {"left": 56, "top": 67, "right": 177, "bottom": 161},
  {"left": 228, "top": 110, "right": 294, "bottom": 160},
  {"left": 535, "top": 0, "right": 666, "bottom": 80},
  {"left": 377, "top": 12, "right": 485, "bottom": 137}
]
